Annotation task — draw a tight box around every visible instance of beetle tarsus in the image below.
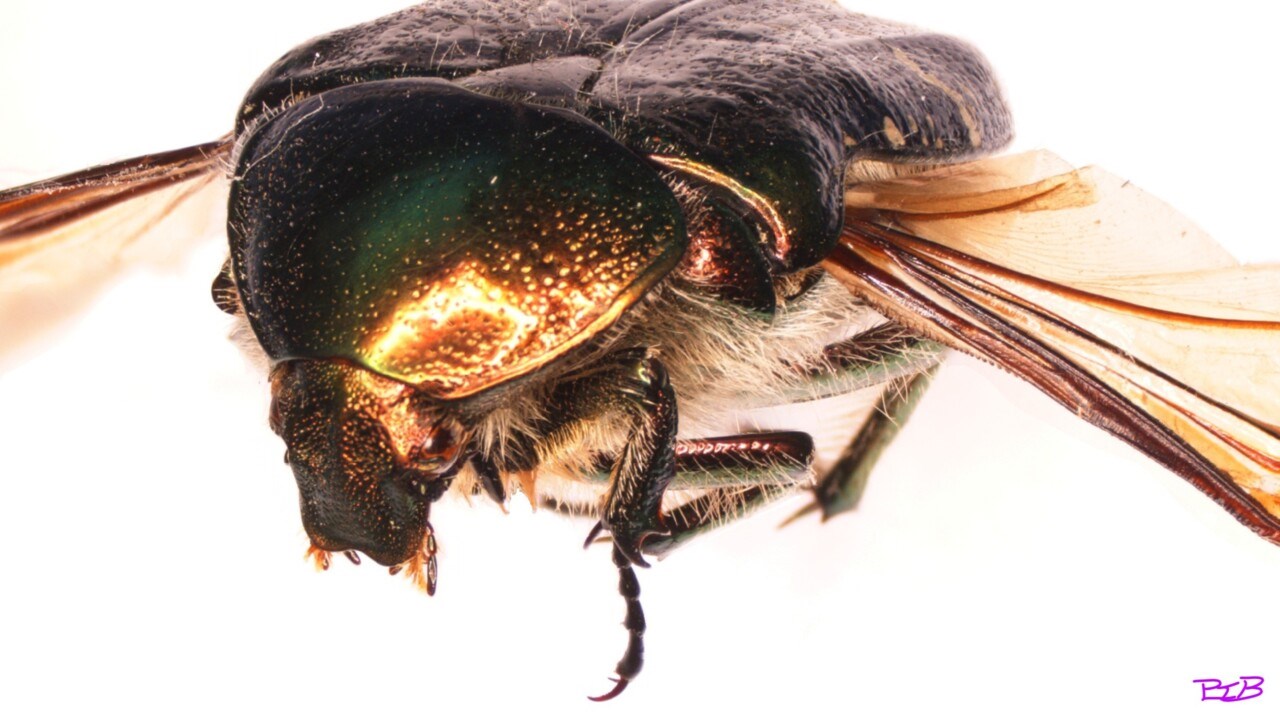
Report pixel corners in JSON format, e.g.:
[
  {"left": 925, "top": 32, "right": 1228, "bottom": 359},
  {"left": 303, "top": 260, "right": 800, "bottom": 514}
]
[
  {"left": 588, "top": 545, "right": 645, "bottom": 702},
  {"left": 594, "top": 353, "right": 677, "bottom": 569}
]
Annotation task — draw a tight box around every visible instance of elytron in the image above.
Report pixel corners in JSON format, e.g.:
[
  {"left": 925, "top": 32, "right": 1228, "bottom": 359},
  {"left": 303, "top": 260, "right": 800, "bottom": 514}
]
[{"left": 2, "top": 0, "right": 1278, "bottom": 704}]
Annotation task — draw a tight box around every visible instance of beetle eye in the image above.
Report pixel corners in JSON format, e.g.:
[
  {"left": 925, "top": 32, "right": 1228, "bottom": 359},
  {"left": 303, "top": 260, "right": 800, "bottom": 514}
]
[
  {"left": 408, "top": 422, "right": 465, "bottom": 475},
  {"left": 422, "top": 425, "right": 454, "bottom": 454}
]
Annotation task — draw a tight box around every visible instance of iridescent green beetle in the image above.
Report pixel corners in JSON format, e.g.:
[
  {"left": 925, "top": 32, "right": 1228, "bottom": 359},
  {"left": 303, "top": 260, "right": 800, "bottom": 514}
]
[{"left": 4, "top": 0, "right": 1280, "bottom": 702}]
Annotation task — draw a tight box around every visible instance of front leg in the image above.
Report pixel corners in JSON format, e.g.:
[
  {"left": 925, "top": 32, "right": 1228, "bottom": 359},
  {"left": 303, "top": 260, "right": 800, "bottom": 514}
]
[
  {"left": 576, "top": 350, "right": 678, "bottom": 568},
  {"left": 539, "top": 348, "right": 676, "bottom": 701}
]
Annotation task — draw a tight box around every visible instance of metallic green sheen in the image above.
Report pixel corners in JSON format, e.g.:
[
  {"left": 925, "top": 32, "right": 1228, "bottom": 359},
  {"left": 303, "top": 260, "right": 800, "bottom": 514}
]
[{"left": 230, "top": 79, "right": 687, "bottom": 400}]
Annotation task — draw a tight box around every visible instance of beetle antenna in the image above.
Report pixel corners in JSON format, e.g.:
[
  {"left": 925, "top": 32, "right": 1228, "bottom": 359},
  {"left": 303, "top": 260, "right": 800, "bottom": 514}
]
[{"left": 588, "top": 545, "right": 645, "bottom": 702}]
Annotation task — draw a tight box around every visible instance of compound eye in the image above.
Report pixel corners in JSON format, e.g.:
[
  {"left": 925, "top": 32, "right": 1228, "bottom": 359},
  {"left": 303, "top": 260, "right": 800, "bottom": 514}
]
[{"left": 408, "top": 421, "right": 465, "bottom": 476}]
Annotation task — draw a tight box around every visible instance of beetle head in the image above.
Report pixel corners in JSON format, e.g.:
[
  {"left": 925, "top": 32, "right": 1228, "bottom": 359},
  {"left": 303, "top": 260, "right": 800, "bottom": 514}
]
[{"left": 269, "top": 359, "right": 465, "bottom": 573}]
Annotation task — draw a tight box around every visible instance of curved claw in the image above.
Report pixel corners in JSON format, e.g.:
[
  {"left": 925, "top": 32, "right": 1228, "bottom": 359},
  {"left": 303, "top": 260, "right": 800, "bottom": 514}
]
[
  {"left": 587, "top": 677, "right": 630, "bottom": 702},
  {"left": 583, "top": 520, "right": 606, "bottom": 549},
  {"left": 583, "top": 521, "right": 663, "bottom": 568},
  {"left": 609, "top": 526, "right": 658, "bottom": 569},
  {"left": 779, "top": 499, "right": 819, "bottom": 528}
]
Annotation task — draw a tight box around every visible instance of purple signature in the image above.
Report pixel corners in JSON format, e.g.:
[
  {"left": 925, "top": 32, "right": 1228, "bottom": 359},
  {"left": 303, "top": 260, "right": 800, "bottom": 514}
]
[{"left": 1193, "top": 676, "right": 1264, "bottom": 702}]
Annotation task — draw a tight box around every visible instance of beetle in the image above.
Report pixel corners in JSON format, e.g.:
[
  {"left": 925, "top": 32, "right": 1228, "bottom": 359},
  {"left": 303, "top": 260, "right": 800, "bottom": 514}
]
[{"left": 2, "top": 0, "right": 1280, "bottom": 712}]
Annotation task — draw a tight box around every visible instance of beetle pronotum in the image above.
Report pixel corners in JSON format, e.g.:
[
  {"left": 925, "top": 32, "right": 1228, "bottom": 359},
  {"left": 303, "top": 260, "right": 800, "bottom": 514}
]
[{"left": 1, "top": 1, "right": 1278, "bottom": 716}]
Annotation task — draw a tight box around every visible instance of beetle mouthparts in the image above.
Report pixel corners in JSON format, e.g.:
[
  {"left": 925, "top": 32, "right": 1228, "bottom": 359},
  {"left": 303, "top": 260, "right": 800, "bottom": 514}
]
[
  {"left": 304, "top": 544, "right": 331, "bottom": 572},
  {"left": 307, "top": 524, "right": 440, "bottom": 595},
  {"left": 392, "top": 522, "right": 440, "bottom": 596}
]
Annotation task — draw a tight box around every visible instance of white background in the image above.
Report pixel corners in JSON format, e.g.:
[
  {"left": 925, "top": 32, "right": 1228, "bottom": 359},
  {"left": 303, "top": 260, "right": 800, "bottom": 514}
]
[{"left": 1, "top": 2, "right": 1278, "bottom": 718}]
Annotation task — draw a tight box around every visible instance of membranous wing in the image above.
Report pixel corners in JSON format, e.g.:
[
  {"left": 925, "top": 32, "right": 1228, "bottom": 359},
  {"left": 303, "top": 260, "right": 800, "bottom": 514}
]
[
  {"left": 0, "top": 138, "right": 231, "bottom": 366},
  {"left": 828, "top": 151, "right": 1280, "bottom": 542}
]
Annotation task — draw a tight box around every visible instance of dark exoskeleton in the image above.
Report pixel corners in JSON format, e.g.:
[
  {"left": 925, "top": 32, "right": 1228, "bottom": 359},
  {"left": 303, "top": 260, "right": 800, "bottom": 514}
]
[
  {"left": 6, "top": 0, "right": 1280, "bottom": 704},
  {"left": 212, "top": 0, "right": 1012, "bottom": 698}
]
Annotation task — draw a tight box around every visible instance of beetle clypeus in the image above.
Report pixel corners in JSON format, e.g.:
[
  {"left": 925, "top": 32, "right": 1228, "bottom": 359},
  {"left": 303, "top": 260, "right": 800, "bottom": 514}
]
[{"left": 2, "top": 1, "right": 1279, "bottom": 716}]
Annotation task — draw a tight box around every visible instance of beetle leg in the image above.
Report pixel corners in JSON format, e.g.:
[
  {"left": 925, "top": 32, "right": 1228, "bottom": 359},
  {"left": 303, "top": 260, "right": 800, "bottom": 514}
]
[
  {"left": 468, "top": 453, "right": 507, "bottom": 508},
  {"left": 588, "top": 544, "right": 645, "bottom": 702},
  {"left": 642, "top": 432, "right": 817, "bottom": 557},
  {"left": 773, "top": 321, "right": 943, "bottom": 405},
  {"left": 577, "top": 351, "right": 679, "bottom": 569},
  {"left": 583, "top": 432, "right": 812, "bottom": 701},
  {"left": 546, "top": 432, "right": 815, "bottom": 556},
  {"left": 520, "top": 348, "right": 679, "bottom": 564},
  {"left": 644, "top": 486, "right": 784, "bottom": 558},
  {"left": 556, "top": 430, "right": 814, "bottom": 494},
  {"left": 787, "top": 370, "right": 936, "bottom": 523},
  {"left": 530, "top": 348, "right": 674, "bottom": 701}
]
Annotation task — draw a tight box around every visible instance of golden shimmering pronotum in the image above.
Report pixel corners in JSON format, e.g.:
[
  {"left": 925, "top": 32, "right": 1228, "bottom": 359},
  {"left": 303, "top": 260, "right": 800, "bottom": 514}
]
[{"left": 231, "top": 80, "right": 689, "bottom": 400}]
